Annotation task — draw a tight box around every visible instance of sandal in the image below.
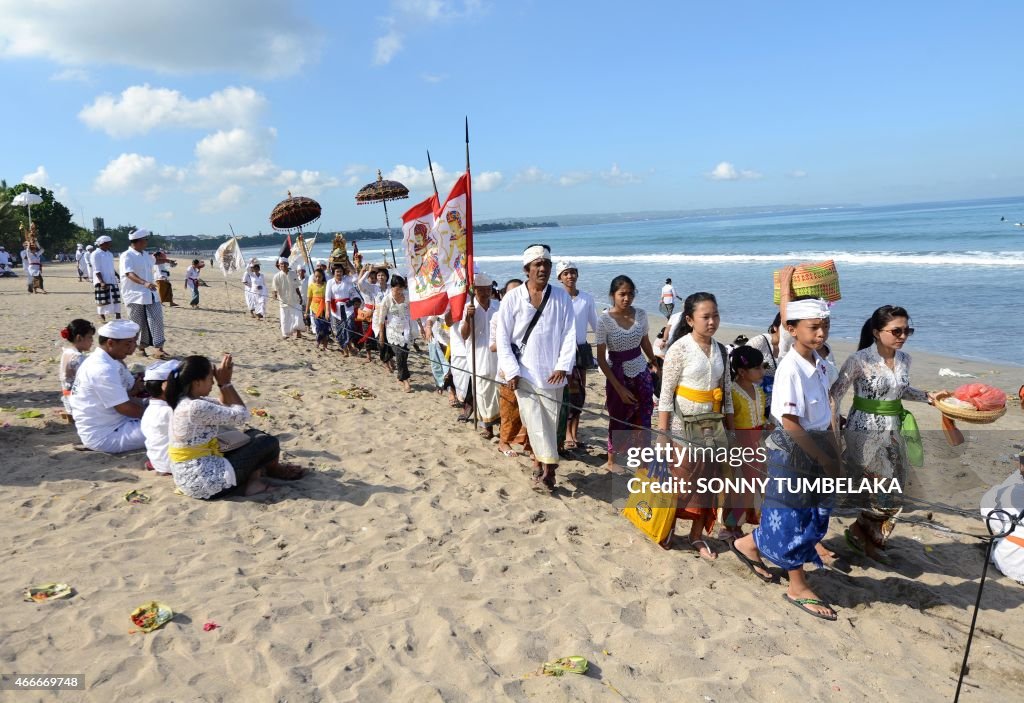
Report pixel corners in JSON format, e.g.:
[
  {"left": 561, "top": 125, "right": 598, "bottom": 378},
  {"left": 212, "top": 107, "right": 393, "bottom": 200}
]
[
  {"left": 500, "top": 448, "right": 520, "bottom": 458},
  {"left": 783, "top": 593, "right": 837, "bottom": 621},
  {"left": 563, "top": 439, "right": 578, "bottom": 451},
  {"left": 690, "top": 539, "right": 717, "bottom": 560},
  {"left": 730, "top": 543, "right": 774, "bottom": 582}
]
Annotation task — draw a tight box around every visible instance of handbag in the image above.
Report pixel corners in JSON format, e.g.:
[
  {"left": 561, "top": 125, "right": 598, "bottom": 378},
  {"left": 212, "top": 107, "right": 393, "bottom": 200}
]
[
  {"left": 216, "top": 429, "right": 252, "bottom": 452},
  {"left": 621, "top": 467, "right": 677, "bottom": 544},
  {"left": 510, "top": 284, "right": 551, "bottom": 361}
]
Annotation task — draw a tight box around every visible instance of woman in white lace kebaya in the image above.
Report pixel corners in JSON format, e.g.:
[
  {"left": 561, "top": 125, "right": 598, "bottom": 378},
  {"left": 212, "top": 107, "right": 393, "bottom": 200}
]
[
  {"left": 166, "top": 354, "right": 305, "bottom": 499},
  {"left": 830, "top": 305, "right": 939, "bottom": 561}
]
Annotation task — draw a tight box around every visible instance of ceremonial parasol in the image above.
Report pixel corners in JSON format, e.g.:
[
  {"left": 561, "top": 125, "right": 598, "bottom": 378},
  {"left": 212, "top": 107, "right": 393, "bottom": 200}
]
[
  {"left": 354, "top": 170, "right": 409, "bottom": 268},
  {"left": 12, "top": 192, "right": 43, "bottom": 228},
  {"left": 269, "top": 191, "right": 320, "bottom": 270}
]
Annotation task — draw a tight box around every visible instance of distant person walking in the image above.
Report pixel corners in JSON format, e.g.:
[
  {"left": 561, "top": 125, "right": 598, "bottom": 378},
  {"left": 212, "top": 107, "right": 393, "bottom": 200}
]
[{"left": 660, "top": 278, "right": 682, "bottom": 317}]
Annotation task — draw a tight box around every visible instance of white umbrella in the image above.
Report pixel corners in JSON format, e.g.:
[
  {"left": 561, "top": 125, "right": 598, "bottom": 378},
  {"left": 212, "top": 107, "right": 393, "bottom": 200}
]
[{"left": 11, "top": 192, "right": 43, "bottom": 227}]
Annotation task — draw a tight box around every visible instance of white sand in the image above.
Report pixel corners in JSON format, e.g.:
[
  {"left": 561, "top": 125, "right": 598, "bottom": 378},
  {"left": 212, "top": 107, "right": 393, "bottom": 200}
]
[{"left": 1, "top": 266, "right": 1022, "bottom": 702}]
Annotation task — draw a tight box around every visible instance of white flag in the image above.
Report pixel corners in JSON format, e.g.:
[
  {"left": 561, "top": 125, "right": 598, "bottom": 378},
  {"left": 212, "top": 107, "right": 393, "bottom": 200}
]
[
  {"left": 289, "top": 234, "right": 316, "bottom": 271},
  {"left": 215, "top": 237, "right": 245, "bottom": 276}
]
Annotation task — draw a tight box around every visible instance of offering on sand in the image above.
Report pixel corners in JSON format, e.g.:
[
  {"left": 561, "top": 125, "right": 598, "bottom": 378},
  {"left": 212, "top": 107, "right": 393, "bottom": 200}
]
[
  {"left": 130, "top": 602, "right": 173, "bottom": 633},
  {"left": 23, "top": 583, "right": 74, "bottom": 602}
]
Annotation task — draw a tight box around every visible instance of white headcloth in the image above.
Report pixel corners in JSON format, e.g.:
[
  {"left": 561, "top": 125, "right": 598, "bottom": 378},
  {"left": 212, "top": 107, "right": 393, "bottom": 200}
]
[
  {"left": 522, "top": 245, "right": 551, "bottom": 266},
  {"left": 786, "top": 299, "right": 831, "bottom": 321}
]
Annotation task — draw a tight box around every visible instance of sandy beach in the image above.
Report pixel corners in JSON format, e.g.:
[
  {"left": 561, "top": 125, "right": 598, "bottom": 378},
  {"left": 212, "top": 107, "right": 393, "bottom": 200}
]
[{"left": 1, "top": 265, "right": 1022, "bottom": 702}]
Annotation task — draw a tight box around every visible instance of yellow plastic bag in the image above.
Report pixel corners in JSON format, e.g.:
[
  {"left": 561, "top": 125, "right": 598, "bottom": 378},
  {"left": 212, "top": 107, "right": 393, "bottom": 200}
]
[{"left": 621, "top": 468, "right": 677, "bottom": 544}]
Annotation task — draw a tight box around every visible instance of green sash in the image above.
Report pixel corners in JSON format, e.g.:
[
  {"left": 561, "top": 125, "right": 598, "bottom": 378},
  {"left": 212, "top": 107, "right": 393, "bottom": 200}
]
[{"left": 851, "top": 396, "right": 923, "bottom": 467}]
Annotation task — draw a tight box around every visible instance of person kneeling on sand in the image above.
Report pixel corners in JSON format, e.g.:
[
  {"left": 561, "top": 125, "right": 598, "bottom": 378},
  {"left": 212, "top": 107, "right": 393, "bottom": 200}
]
[
  {"left": 166, "top": 353, "right": 305, "bottom": 499},
  {"left": 69, "top": 320, "right": 147, "bottom": 453}
]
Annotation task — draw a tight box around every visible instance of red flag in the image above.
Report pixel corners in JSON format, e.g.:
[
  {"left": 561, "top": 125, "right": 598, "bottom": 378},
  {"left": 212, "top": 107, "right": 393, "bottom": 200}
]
[
  {"left": 435, "top": 174, "right": 471, "bottom": 320},
  {"left": 401, "top": 194, "right": 444, "bottom": 319},
  {"left": 278, "top": 234, "right": 292, "bottom": 260}
]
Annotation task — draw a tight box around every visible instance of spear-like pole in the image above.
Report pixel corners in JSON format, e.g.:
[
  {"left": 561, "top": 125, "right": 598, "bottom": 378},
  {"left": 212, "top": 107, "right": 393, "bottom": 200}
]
[
  {"left": 465, "top": 117, "right": 479, "bottom": 430},
  {"left": 427, "top": 150, "right": 440, "bottom": 200}
]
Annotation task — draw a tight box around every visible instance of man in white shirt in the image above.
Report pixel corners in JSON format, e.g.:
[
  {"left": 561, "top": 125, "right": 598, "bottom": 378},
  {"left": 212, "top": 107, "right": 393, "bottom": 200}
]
[
  {"left": 75, "top": 244, "right": 87, "bottom": 282},
  {"left": 556, "top": 259, "right": 598, "bottom": 451},
  {"left": 120, "top": 228, "right": 168, "bottom": 358},
  {"left": 495, "top": 244, "right": 577, "bottom": 492},
  {"left": 184, "top": 259, "right": 202, "bottom": 308},
  {"left": 460, "top": 272, "right": 500, "bottom": 435},
  {"left": 660, "top": 278, "right": 681, "bottom": 317},
  {"left": 84, "top": 244, "right": 96, "bottom": 283},
  {"left": 272, "top": 258, "right": 305, "bottom": 340},
  {"left": 91, "top": 236, "right": 122, "bottom": 320},
  {"left": 69, "top": 319, "right": 147, "bottom": 453}
]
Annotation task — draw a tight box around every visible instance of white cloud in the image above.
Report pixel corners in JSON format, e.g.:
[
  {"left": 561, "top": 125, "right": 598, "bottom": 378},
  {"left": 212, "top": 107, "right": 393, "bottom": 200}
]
[
  {"left": 473, "top": 171, "right": 503, "bottom": 192},
  {"left": 50, "top": 68, "right": 90, "bottom": 82},
  {"left": 80, "top": 85, "right": 267, "bottom": 138},
  {"left": 21, "top": 165, "right": 50, "bottom": 188},
  {"left": 708, "top": 161, "right": 762, "bottom": 181},
  {"left": 601, "top": 163, "right": 640, "bottom": 185},
  {"left": 373, "top": 0, "right": 481, "bottom": 65},
  {"left": 386, "top": 163, "right": 457, "bottom": 192},
  {"left": 201, "top": 185, "right": 245, "bottom": 213},
  {"left": 559, "top": 171, "right": 592, "bottom": 187},
  {"left": 513, "top": 166, "right": 551, "bottom": 185},
  {"left": 94, "top": 153, "right": 185, "bottom": 200},
  {"left": 275, "top": 169, "right": 341, "bottom": 197},
  {"left": 374, "top": 30, "right": 403, "bottom": 65},
  {"left": 0, "top": 0, "right": 318, "bottom": 78},
  {"left": 343, "top": 164, "right": 368, "bottom": 187},
  {"left": 787, "top": 169, "right": 808, "bottom": 178},
  {"left": 194, "top": 127, "right": 277, "bottom": 181}
]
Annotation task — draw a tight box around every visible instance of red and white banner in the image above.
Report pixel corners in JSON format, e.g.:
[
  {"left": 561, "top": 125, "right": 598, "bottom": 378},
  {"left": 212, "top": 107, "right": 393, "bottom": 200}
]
[{"left": 401, "top": 172, "right": 473, "bottom": 320}]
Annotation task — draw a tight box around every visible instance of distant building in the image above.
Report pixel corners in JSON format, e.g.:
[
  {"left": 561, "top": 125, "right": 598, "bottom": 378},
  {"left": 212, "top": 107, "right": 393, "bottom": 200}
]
[{"left": 92, "top": 217, "right": 105, "bottom": 235}]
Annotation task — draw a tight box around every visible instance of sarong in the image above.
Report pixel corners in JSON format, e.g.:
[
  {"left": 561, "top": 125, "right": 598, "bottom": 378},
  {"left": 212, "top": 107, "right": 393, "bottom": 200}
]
[
  {"left": 280, "top": 305, "right": 304, "bottom": 337},
  {"left": 515, "top": 378, "right": 562, "bottom": 465},
  {"left": 451, "top": 354, "right": 471, "bottom": 402},
  {"left": 604, "top": 347, "right": 653, "bottom": 456},
  {"left": 127, "top": 302, "right": 165, "bottom": 348},
  {"left": 95, "top": 283, "right": 122, "bottom": 316},
  {"left": 157, "top": 279, "right": 173, "bottom": 304},
  {"left": 477, "top": 376, "right": 500, "bottom": 425},
  {"left": 499, "top": 384, "right": 530, "bottom": 449}
]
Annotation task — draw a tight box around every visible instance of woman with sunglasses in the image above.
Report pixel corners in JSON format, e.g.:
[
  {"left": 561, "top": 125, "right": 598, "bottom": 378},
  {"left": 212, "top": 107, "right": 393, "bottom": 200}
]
[{"left": 830, "top": 305, "right": 942, "bottom": 562}]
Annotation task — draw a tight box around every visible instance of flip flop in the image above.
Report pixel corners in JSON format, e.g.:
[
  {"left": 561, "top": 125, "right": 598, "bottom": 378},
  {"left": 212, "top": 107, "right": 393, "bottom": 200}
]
[
  {"left": 730, "top": 543, "right": 774, "bottom": 582},
  {"left": 501, "top": 448, "right": 520, "bottom": 458},
  {"left": 689, "top": 539, "right": 717, "bottom": 560},
  {"left": 783, "top": 593, "right": 837, "bottom": 621}
]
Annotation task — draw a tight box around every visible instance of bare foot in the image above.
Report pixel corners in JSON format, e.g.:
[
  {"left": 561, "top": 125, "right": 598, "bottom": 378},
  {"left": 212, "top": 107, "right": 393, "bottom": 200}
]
[
  {"left": 244, "top": 478, "right": 280, "bottom": 496},
  {"left": 815, "top": 542, "right": 838, "bottom": 563},
  {"left": 689, "top": 538, "right": 717, "bottom": 560}
]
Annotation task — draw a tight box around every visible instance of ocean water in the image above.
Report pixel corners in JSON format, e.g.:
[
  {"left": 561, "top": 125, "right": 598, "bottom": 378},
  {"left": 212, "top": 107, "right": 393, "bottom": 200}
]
[{"left": 246, "top": 197, "right": 1024, "bottom": 365}]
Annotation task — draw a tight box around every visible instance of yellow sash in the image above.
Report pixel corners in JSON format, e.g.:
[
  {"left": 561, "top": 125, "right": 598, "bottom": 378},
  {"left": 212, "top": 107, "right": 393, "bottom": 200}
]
[
  {"left": 168, "top": 438, "right": 222, "bottom": 463},
  {"left": 675, "top": 385, "right": 723, "bottom": 413}
]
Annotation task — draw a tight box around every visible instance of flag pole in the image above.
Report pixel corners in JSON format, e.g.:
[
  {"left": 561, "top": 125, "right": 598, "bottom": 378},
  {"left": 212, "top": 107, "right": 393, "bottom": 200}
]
[
  {"left": 465, "top": 116, "right": 479, "bottom": 430},
  {"left": 427, "top": 150, "right": 440, "bottom": 200},
  {"left": 225, "top": 224, "right": 237, "bottom": 312},
  {"left": 382, "top": 200, "right": 398, "bottom": 270}
]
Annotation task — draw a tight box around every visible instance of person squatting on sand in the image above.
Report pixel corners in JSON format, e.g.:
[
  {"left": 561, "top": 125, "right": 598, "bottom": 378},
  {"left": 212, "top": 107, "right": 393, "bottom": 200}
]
[
  {"left": 557, "top": 259, "right": 598, "bottom": 452},
  {"left": 495, "top": 243, "right": 577, "bottom": 492},
  {"left": 656, "top": 292, "right": 734, "bottom": 558},
  {"left": 831, "top": 305, "right": 939, "bottom": 563},
  {"left": 166, "top": 354, "right": 305, "bottom": 499},
  {"left": 596, "top": 275, "right": 656, "bottom": 472},
  {"left": 58, "top": 319, "right": 95, "bottom": 421},
  {"left": 732, "top": 298, "right": 842, "bottom": 621},
  {"left": 68, "top": 319, "right": 147, "bottom": 453}
]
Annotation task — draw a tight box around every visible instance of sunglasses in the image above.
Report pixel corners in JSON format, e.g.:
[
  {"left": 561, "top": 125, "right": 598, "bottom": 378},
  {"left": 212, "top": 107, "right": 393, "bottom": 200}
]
[{"left": 883, "top": 327, "right": 915, "bottom": 338}]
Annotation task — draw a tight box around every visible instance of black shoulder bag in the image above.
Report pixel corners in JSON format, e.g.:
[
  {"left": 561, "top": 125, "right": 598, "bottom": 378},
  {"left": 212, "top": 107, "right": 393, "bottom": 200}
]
[{"left": 511, "top": 285, "right": 551, "bottom": 361}]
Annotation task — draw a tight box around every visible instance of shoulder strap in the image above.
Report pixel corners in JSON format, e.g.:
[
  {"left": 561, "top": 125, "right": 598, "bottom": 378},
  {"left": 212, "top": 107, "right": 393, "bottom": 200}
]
[
  {"left": 716, "top": 341, "right": 729, "bottom": 390},
  {"left": 520, "top": 285, "right": 552, "bottom": 349}
]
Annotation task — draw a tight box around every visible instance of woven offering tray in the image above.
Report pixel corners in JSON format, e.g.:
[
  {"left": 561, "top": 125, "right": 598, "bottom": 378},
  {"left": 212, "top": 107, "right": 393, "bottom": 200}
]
[{"left": 934, "top": 393, "right": 1006, "bottom": 424}]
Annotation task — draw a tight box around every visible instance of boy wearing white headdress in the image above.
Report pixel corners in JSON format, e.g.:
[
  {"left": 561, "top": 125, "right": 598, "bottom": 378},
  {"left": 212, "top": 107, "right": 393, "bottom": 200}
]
[
  {"left": 91, "top": 237, "right": 122, "bottom": 321},
  {"left": 272, "top": 258, "right": 305, "bottom": 339},
  {"left": 460, "top": 271, "right": 500, "bottom": 436},
  {"left": 495, "top": 244, "right": 577, "bottom": 492},
  {"left": 141, "top": 359, "right": 179, "bottom": 475}
]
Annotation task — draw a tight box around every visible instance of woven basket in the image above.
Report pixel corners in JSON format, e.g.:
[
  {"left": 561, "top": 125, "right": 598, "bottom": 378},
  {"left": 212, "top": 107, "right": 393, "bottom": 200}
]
[
  {"left": 773, "top": 260, "right": 841, "bottom": 305},
  {"left": 935, "top": 395, "right": 1007, "bottom": 424}
]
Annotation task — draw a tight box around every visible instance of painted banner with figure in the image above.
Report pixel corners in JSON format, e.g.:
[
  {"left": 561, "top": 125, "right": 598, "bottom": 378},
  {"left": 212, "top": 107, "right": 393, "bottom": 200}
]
[
  {"left": 214, "top": 237, "right": 245, "bottom": 276},
  {"left": 401, "top": 193, "right": 443, "bottom": 319}
]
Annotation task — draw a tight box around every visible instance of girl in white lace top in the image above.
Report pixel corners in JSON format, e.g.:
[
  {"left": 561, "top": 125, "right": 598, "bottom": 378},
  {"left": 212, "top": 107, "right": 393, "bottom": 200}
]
[
  {"left": 58, "top": 319, "right": 95, "bottom": 419},
  {"left": 166, "top": 354, "right": 304, "bottom": 499}
]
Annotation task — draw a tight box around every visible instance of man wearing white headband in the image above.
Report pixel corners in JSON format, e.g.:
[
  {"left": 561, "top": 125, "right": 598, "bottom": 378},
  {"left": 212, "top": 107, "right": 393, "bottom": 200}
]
[
  {"left": 495, "top": 244, "right": 577, "bottom": 492},
  {"left": 272, "top": 257, "right": 305, "bottom": 339},
  {"left": 140, "top": 359, "right": 180, "bottom": 474},
  {"left": 69, "top": 320, "right": 147, "bottom": 453},
  {"left": 120, "top": 228, "right": 169, "bottom": 359},
  {"left": 555, "top": 258, "right": 598, "bottom": 452},
  {"left": 459, "top": 271, "right": 500, "bottom": 433},
  {"left": 91, "top": 235, "right": 121, "bottom": 321}
]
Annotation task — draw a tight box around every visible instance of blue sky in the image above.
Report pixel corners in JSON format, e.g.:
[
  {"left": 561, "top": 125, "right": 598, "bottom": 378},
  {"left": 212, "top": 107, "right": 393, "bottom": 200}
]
[{"left": 1, "top": 0, "right": 1022, "bottom": 237}]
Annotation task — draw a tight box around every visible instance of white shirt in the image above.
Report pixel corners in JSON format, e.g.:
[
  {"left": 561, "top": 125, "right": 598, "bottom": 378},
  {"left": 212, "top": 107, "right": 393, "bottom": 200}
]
[
  {"left": 0, "top": 250, "right": 10, "bottom": 266},
  {"left": 981, "top": 470, "right": 1024, "bottom": 585},
  {"left": 119, "top": 248, "right": 158, "bottom": 305},
  {"left": 91, "top": 249, "right": 117, "bottom": 285},
  {"left": 185, "top": 265, "right": 201, "bottom": 290},
  {"left": 324, "top": 278, "right": 352, "bottom": 319},
  {"left": 68, "top": 348, "right": 134, "bottom": 446},
  {"left": 141, "top": 399, "right": 173, "bottom": 474},
  {"left": 569, "top": 290, "right": 598, "bottom": 345},
  {"left": 661, "top": 284, "right": 677, "bottom": 305},
  {"left": 771, "top": 349, "right": 833, "bottom": 431},
  {"left": 273, "top": 270, "right": 301, "bottom": 307},
  {"left": 494, "top": 283, "right": 577, "bottom": 390},
  {"left": 24, "top": 248, "right": 44, "bottom": 276}
]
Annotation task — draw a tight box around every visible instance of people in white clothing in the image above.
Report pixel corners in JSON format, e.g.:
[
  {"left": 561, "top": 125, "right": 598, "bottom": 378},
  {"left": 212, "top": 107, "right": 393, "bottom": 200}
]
[
  {"left": 460, "top": 272, "right": 500, "bottom": 435},
  {"left": 495, "top": 244, "right": 577, "bottom": 492},
  {"left": 68, "top": 319, "right": 147, "bottom": 453},
  {"left": 660, "top": 278, "right": 681, "bottom": 316},
  {"left": 556, "top": 258, "right": 598, "bottom": 451},
  {"left": 91, "top": 236, "right": 122, "bottom": 320},
  {"left": 981, "top": 463, "right": 1024, "bottom": 586},
  {"left": 120, "top": 228, "right": 167, "bottom": 358}
]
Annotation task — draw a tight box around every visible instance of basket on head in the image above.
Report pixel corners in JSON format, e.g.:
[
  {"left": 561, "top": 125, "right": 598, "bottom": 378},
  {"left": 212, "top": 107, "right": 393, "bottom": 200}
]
[{"left": 773, "top": 260, "right": 841, "bottom": 305}]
